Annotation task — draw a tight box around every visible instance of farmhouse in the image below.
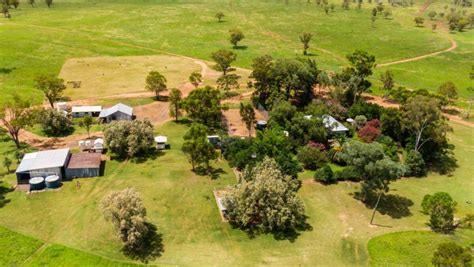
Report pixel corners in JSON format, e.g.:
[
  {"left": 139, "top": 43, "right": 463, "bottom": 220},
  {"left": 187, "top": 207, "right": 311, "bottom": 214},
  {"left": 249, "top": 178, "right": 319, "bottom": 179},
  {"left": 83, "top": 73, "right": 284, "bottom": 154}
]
[
  {"left": 99, "top": 103, "right": 133, "bottom": 123},
  {"left": 15, "top": 149, "right": 103, "bottom": 185},
  {"left": 322, "top": 115, "right": 349, "bottom": 135},
  {"left": 71, "top": 106, "right": 102, "bottom": 118}
]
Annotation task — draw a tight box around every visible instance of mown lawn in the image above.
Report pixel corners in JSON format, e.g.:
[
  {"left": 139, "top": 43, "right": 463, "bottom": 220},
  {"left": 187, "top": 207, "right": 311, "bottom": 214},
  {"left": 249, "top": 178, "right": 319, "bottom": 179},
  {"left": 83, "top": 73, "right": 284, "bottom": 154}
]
[
  {"left": 2, "top": 0, "right": 471, "bottom": 107},
  {"left": 0, "top": 226, "right": 140, "bottom": 266},
  {"left": 0, "top": 121, "right": 472, "bottom": 266},
  {"left": 368, "top": 230, "right": 474, "bottom": 266}
]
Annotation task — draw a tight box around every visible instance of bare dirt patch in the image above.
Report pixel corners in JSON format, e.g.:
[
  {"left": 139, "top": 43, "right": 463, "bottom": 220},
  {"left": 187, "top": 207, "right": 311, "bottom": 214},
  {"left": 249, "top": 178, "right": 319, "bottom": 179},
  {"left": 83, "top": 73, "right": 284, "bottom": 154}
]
[
  {"left": 223, "top": 108, "right": 267, "bottom": 137},
  {"left": 59, "top": 55, "right": 201, "bottom": 100}
]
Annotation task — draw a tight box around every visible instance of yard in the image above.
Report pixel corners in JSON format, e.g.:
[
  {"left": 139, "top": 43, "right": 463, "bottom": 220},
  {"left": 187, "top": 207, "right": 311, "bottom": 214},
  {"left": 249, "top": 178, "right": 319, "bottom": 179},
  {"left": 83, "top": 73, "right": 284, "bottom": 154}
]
[{"left": 0, "top": 121, "right": 472, "bottom": 266}]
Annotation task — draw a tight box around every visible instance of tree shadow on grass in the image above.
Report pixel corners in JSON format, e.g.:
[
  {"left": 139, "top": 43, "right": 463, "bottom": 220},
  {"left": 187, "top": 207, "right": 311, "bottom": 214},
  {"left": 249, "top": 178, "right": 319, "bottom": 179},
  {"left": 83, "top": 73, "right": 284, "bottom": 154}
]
[
  {"left": 359, "top": 191, "right": 414, "bottom": 219},
  {"left": 194, "top": 166, "right": 226, "bottom": 180},
  {"left": 233, "top": 45, "right": 248, "bottom": 50},
  {"left": 0, "top": 182, "right": 13, "bottom": 208},
  {"left": 232, "top": 216, "right": 313, "bottom": 243},
  {"left": 122, "top": 222, "right": 164, "bottom": 263}
]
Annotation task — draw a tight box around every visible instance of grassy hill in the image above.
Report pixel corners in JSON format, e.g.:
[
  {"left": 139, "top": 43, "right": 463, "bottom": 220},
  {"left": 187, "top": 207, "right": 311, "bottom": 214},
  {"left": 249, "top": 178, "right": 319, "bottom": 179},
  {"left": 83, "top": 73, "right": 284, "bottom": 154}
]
[{"left": 1, "top": 0, "right": 472, "bottom": 106}]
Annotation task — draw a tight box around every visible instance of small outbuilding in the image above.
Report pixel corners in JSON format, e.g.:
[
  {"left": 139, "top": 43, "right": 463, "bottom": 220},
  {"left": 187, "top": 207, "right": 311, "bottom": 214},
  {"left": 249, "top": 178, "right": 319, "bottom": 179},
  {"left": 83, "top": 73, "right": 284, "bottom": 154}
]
[
  {"left": 154, "top": 136, "right": 168, "bottom": 150},
  {"left": 93, "top": 138, "right": 104, "bottom": 153},
  {"left": 16, "top": 148, "right": 71, "bottom": 184},
  {"left": 207, "top": 135, "right": 221, "bottom": 147},
  {"left": 65, "top": 153, "right": 102, "bottom": 179},
  {"left": 71, "top": 106, "right": 102, "bottom": 118},
  {"left": 99, "top": 103, "right": 133, "bottom": 123}
]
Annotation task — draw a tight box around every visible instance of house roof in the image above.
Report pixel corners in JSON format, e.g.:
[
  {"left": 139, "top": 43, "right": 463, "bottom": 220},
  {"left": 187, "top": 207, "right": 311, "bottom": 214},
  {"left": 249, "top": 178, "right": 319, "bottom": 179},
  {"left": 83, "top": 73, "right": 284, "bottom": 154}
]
[
  {"left": 154, "top": 136, "right": 167, "bottom": 143},
  {"left": 67, "top": 153, "right": 101, "bottom": 169},
  {"left": 71, "top": 106, "right": 102, "bottom": 113},
  {"left": 99, "top": 103, "right": 133, "bottom": 118},
  {"left": 322, "top": 115, "right": 349, "bottom": 132},
  {"left": 16, "top": 148, "right": 70, "bottom": 173}
]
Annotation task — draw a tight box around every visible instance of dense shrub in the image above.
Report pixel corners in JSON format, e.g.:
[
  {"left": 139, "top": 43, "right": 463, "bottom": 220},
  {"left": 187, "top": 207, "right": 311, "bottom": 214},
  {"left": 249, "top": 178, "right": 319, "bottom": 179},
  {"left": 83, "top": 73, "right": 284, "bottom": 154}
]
[
  {"left": 421, "top": 192, "right": 457, "bottom": 234},
  {"left": 297, "top": 145, "right": 328, "bottom": 170},
  {"left": 354, "top": 115, "right": 367, "bottom": 129},
  {"left": 103, "top": 120, "right": 155, "bottom": 159},
  {"left": 432, "top": 242, "right": 472, "bottom": 267},
  {"left": 376, "top": 135, "right": 399, "bottom": 161},
  {"left": 314, "top": 165, "right": 336, "bottom": 184},
  {"left": 405, "top": 150, "right": 426, "bottom": 177},
  {"left": 334, "top": 166, "right": 361, "bottom": 181},
  {"left": 40, "top": 109, "right": 73, "bottom": 136},
  {"left": 358, "top": 120, "right": 381, "bottom": 143},
  {"left": 347, "top": 101, "right": 382, "bottom": 120}
]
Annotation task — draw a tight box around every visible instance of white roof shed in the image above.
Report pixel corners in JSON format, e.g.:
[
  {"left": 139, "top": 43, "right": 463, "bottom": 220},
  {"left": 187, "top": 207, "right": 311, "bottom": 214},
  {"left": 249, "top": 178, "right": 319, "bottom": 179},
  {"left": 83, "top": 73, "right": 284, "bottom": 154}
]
[{"left": 16, "top": 148, "right": 70, "bottom": 173}]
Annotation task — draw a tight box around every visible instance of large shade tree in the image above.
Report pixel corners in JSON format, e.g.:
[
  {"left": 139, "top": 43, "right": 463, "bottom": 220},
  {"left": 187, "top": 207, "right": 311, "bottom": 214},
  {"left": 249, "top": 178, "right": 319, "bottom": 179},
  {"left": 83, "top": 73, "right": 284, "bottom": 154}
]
[
  {"left": 211, "top": 49, "right": 236, "bottom": 76},
  {"left": 183, "top": 86, "right": 226, "bottom": 128},
  {"left": 103, "top": 120, "right": 155, "bottom": 159},
  {"left": 0, "top": 94, "right": 36, "bottom": 148},
  {"left": 181, "top": 123, "right": 217, "bottom": 172},
  {"left": 223, "top": 157, "right": 306, "bottom": 237},
  {"left": 34, "top": 75, "right": 66, "bottom": 108},
  {"left": 145, "top": 71, "right": 167, "bottom": 100}
]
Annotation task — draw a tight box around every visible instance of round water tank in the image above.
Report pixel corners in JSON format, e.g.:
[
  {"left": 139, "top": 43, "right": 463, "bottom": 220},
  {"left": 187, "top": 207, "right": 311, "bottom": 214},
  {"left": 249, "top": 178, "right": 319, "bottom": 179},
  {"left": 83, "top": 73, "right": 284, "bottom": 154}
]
[
  {"left": 45, "top": 175, "right": 61, "bottom": 189},
  {"left": 29, "top": 177, "right": 45, "bottom": 191},
  {"left": 256, "top": 120, "right": 267, "bottom": 131}
]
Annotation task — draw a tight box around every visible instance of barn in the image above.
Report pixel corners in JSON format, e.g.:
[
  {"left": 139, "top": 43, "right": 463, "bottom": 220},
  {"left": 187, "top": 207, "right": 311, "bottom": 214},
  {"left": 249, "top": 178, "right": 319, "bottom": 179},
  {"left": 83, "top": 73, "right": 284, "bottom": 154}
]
[
  {"left": 99, "top": 103, "right": 133, "bottom": 123},
  {"left": 65, "top": 153, "right": 102, "bottom": 179},
  {"left": 15, "top": 148, "right": 71, "bottom": 184}
]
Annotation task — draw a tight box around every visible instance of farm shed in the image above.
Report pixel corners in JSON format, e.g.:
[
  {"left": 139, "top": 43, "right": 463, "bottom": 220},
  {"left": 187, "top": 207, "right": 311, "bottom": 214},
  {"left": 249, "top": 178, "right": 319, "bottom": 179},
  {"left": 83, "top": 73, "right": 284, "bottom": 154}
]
[
  {"left": 15, "top": 148, "right": 71, "bottom": 184},
  {"left": 99, "top": 103, "right": 133, "bottom": 123},
  {"left": 71, "top": 106, "right": 102, "bottom": 118},
  {"left": 65, "top": 153, "right": 102, "bottom": 179},
  {"left": 154, "top": 136, "right": 168, "bottom": 150}
]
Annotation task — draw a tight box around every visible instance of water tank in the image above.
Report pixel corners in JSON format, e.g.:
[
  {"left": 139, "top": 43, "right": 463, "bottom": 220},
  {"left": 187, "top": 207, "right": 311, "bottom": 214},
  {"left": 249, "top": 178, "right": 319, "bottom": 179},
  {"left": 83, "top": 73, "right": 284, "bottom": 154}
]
[
  {"left": 45, "top": 175, "right": 61, "bottom": 189},
  {"left": 256, "top": 120, "right": 267, "bottom": 131},
  {"left": 29, "top": 177, "right": 45, "bottom": 191}
]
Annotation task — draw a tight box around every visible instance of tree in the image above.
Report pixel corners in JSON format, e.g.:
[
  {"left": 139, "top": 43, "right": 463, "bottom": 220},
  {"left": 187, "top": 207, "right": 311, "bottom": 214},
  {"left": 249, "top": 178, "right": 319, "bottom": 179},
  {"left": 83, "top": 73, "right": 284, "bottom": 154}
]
[
  {"left": 183, "top": 86, "right": 225, "bottom": 128},
  {"left": 145, "top": 71, "right": 167, "bottom": 100},
  {"left": 2, "top": 3, "right": 9, "bottom": 18},
  {"left": 379, "top": 70, "right": 394, "bottom": 97},
  {"left": 229, "top": 28, "right": 245, "bottom": 48},
  {"left": 78, "top": 115, "right": 94, "bottom": 138},
  {"left": 101, "top": 188, "right": 151, "bottom": 256},
  {"left": 2, "top": 157, "right": 12, "bottom": 173},
  {"left": 314, "top": 164, "right": 336, "bottom": 184},
  {"left": 357, "top": 119, "right": 381, "bottom": 143},
  {"left": 346, "top": 50, "right": 376, "bottom": 103},
  {"left": 215, "top": 11, "right": 224, "bottom": 22},
  {"left": 401, "top": 95, "right": 447, "bottom": 152},
  {"left": 299, "top": 32, "right": 313, "bottom": 56},
  {"left": 414, "top": 16, "right": 425, "bottom": 26},
  {"left": 189, "top": 71, "right": 203, "bottom": 88},
  {"left": 181, "top": 123, "right": 217, "bottom": 172},
  {"left": 297, "top": 145, "right": 328, "bottom": 170},
  {"left": 211, "top": 49, "right": 236, "bottom": 76},
  {"left": 45, "top": 0, "right": 52, "bottom": 8},
  {"left": 341, "top": 141, "right": 405, "bottom": 202},
  {"left": 40, "top": 109, "right": 73, "bottom": 136},
  {"left": 223, "top": 157, "right": 306, "bottom": 236},
  {"left": 0, "top": 95, "right": 36, "bottom": 148},
  {"left": 456, "top": 18, "right": 469, "bottom": 32},
  {"left": 28, "top": 0, "right": 34, "bottom": 7},
  {"left": 217, "top": 73, "right": 240, "bottom": 95},
  {"left": 168, "top": 88, "right": 182, "bottom": 122},
  {"left": 324, "top": 4, "right": 330, "bottom": 14},
  {"left": 103, "top": 120, "right": 155, "bottom": 159},
  {"left": 34, "top": 75, "right": 66, "bottom": 108},
  {"left": 239, "top": 102, "right": 256, "bottom": 137},
  {"left": 421, "top": 192, "right": 457, "bottom": 233},
  {"left": 428, "top": 11, "right": 437, "bottom": 20},
  {"left": 405, "top": 150, "right": 426, "bottom": 177},
  {"left": 437, "top": 81, "right": 458, "bottom": 103},
  {"left": 432, "top": 242, "right": 472, "bottom": 267}
]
